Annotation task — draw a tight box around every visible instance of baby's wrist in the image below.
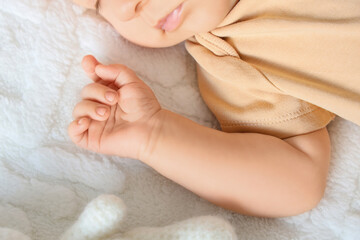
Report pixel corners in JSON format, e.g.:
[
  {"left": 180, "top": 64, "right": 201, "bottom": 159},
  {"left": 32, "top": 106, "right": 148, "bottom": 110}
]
[{"left": 137, "top": 108, "right": 169, "bottom": 162}]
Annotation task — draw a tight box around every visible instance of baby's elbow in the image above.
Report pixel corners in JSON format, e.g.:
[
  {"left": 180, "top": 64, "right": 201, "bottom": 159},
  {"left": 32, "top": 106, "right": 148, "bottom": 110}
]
[
  {"left": 300, "top": 177, "right": 326, "bottom": 214},
  {"left": 274, "top": 174, "right": 326, "bottom": 217},
  {"left": 283, "top": 127, "right": 331, "bottom": 216},
  {"left": 301, "top": 152, "right": 330, "bottom": 213},
  {"left": 290, "top": 159, "right": 328, "bottom": 216}
]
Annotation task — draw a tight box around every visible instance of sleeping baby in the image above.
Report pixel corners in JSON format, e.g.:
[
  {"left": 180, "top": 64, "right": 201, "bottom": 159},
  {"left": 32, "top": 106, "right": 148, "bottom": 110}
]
[{"left": 68, "top": 0, "right": 360, "bottom": 217}]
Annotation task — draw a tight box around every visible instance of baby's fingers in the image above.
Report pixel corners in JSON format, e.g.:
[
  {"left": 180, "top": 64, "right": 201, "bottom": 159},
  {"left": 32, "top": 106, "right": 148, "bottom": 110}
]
[
  {"left": 82, "top": 55, "right": 101, "bottom": 82},
  {"left": 95, "top": 64, "right": 142, "bottom": 88},
  {"left": 81, "top": 83, "right": 118, "bottom": 105},
  {"left": 68, "top": 118, "right": 90, "bottom": 146},
  {"left": 73, "top": 100, "right": 111, "bottom": 121}
]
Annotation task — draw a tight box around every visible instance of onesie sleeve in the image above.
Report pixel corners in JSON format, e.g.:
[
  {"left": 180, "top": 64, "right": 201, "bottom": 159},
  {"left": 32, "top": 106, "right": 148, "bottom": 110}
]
[
  {"left": 186, "top": 36, "right": 336, "bottom": 139},
  {"left": 184, "top": 0, "right": 360, "bottom": 138},
  {"left": 196, "top": 58, "right": 335, "bottom": 139}
]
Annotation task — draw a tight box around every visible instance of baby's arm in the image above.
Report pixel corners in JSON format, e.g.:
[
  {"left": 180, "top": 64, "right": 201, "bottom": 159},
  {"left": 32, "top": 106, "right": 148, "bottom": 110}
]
[
  {"left": 69, "top": 56, "right": 330, "bottom": 218},
  {"left": 141, "top": 109, "right": 331, "bottom": 218}
]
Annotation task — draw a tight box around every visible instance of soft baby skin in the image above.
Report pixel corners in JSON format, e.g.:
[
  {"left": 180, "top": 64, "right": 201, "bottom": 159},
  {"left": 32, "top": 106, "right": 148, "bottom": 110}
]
[
  {"left": 68, "top": 55, "right": 330, "bottom": 218},
  {"left": 68, "top": 0, "right": 331, "bottom": 218},
  {"left": 72, "top": 0, "right": 239, "bottom": 47}
]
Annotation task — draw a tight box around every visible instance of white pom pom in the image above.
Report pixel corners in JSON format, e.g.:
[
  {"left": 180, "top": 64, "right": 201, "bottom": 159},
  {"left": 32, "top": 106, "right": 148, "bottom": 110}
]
[
  {"left": 60, "top": 195, "right": 126, "bottom": 240},
  {"left": 0, "top": 228, "right": 31, "bottom": 240}
]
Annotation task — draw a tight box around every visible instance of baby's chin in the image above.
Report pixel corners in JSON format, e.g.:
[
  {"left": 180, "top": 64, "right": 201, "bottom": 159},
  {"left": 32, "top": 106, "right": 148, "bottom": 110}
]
[
  {"left": 125, "top": 36, "right": 189, "bottom": 48},
  {"left": 114, "top": 26, "right": 196, "bottom": 48}
]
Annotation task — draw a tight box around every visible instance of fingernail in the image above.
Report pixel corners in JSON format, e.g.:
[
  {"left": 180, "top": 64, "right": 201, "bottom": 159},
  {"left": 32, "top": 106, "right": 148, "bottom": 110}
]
[
  {"left": 105, "top": 91, "right": 116, "bottom": 102},
  {"left": 96, "top": 107, "right": 107, "bottom": 116},
  {"left": 78, "top": 118, "right": 86, "bottom": 125}
]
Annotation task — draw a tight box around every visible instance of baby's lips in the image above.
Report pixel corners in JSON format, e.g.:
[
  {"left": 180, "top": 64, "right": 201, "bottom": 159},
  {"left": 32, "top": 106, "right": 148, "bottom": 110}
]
[
  {"left": 155, "top": 3, "right": 183, "bottom": 32},
  {"left": 162, "top": 4, "right": 183, "bottom": 32}
]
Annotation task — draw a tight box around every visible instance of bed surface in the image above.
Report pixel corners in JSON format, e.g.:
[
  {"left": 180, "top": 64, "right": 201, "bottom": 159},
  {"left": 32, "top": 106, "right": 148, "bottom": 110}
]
[{"left": 0, "top": 0, "right": 359, "bottom": 239}]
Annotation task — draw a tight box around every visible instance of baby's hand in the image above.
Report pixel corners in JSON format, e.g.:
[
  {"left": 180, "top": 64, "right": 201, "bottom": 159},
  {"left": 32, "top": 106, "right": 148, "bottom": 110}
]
[{"left": 68, "top": 55, "right": 162, "bottom": 159}]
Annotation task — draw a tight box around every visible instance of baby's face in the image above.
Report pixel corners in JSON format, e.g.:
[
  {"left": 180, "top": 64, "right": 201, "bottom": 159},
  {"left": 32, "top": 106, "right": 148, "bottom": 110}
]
[{"left": 73, "top": 0, "right": 238, "bottom": 48}]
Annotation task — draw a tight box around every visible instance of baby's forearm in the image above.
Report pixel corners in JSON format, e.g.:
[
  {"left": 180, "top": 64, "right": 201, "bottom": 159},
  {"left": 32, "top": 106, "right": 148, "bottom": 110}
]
[{"left": 140, "top": 109, "right": 327, "bottom": 217}]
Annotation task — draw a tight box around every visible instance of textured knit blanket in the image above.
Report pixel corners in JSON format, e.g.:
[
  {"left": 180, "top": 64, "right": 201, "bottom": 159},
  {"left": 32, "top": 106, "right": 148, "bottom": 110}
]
[{"left": 0, "top": 0, "right": 359, "bottom": 239}]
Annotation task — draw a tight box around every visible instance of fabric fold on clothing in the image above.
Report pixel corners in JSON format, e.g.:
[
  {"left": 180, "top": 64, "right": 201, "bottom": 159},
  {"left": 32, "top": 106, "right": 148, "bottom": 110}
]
[{"left": 185, "top": 0, "right": 360, "bottom": 138}]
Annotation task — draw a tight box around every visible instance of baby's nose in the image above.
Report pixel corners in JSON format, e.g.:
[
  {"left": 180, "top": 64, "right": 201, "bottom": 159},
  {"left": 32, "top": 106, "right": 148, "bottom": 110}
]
[{"left": 118, "top": 0, "right": 143, "bottom": 21}]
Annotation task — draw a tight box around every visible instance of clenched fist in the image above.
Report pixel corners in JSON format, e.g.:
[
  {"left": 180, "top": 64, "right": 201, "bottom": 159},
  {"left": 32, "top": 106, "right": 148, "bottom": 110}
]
[{"left": 68, "top": 55, "right": 162, "bottom": 159}]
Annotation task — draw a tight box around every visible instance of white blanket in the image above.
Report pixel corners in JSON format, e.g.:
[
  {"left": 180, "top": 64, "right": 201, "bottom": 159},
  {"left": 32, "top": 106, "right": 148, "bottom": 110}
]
[{"left": 0, "top": 0, "right": 359, "bottom": 239}]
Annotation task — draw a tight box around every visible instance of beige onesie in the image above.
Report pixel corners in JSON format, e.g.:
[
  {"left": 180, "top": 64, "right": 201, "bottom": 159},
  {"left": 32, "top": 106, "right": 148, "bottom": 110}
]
[{"left": 185, "top": 0, "right": 360, "bottom": 139}]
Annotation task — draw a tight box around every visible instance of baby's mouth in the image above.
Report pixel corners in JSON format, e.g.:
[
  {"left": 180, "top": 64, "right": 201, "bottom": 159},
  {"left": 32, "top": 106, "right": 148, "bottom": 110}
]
[{"left": 155, "top": 3, "right": 183, "bottom": 32}]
